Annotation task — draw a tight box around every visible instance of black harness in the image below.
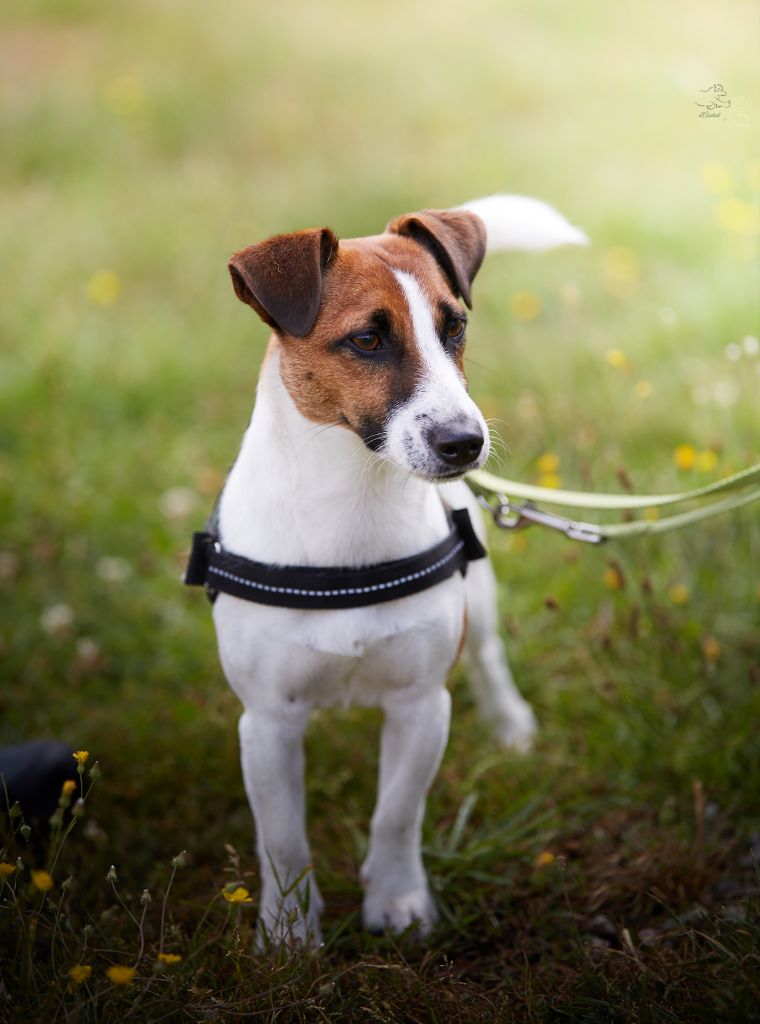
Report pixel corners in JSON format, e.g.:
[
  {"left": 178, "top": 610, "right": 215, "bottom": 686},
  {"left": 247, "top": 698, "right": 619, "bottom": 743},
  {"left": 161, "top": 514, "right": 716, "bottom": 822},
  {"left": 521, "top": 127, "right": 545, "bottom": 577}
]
[{"left": 184, "top": 507, "right": 486, "bottom": 610}]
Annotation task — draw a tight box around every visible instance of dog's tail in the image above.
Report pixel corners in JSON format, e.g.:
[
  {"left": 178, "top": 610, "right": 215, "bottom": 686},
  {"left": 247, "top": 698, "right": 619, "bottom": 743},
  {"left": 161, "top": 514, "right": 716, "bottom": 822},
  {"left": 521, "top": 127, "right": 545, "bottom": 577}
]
[{"left": 456, "top": 194, "right": 588, "bottom": 251}]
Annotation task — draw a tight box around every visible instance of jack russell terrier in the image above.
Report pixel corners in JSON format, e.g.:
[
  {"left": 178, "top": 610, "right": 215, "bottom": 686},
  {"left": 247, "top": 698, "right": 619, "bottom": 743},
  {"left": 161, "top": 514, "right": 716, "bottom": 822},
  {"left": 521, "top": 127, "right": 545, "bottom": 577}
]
[{"left": 186, "top": 194, "right": 587, "bottom": 947}]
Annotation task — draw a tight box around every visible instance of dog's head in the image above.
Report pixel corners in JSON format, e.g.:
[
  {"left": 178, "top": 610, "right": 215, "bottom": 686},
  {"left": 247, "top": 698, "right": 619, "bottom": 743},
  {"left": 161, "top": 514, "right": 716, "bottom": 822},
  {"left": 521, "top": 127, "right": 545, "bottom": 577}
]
[{"left": 228, "top": 208, "right": 490, "bottom": 481}]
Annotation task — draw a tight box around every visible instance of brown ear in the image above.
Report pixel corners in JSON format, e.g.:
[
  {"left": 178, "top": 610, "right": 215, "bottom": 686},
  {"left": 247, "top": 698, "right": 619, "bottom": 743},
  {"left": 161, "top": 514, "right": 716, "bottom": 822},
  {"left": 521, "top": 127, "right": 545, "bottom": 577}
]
[
  {"left": 386, "top": 209, "right": 486, "bottom": 308},
  {"left": 228, "top": 227, "right": 338, "bottom": 337}
]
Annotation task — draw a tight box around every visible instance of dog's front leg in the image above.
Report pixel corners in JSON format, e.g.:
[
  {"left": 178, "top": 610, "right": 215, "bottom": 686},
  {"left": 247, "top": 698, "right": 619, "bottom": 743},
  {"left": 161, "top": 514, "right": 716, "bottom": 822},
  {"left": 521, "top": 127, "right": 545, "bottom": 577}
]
[
  {"left": 238, "top": 707, "right": 323, "bottom": 949},
  {"left": 361, "top": 686, "right": 451, "bottom": 937}
]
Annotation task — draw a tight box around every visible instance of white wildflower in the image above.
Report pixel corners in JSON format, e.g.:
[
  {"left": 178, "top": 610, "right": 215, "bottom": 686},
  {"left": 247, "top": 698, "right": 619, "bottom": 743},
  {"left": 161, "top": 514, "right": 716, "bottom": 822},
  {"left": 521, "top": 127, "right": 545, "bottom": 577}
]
[{"left": 40, "top": 603, "right": 74, "bottom": 637}]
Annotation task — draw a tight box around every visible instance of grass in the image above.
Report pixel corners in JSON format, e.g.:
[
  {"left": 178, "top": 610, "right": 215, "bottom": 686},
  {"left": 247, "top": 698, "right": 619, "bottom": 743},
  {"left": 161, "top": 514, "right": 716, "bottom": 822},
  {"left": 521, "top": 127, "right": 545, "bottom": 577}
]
[{"left": 1, "top": 0, "right": 759, "bottom": 1020}]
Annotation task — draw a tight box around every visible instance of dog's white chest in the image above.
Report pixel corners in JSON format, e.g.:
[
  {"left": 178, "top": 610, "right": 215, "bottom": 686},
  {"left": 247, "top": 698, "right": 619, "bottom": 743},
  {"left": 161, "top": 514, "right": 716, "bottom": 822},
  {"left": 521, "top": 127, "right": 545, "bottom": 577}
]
[
  {"left": 213, "top": 573, "right": 465, "bottom": 710},
  {"left": 210, "top": 345, "right": 469, "bottom": 709}
]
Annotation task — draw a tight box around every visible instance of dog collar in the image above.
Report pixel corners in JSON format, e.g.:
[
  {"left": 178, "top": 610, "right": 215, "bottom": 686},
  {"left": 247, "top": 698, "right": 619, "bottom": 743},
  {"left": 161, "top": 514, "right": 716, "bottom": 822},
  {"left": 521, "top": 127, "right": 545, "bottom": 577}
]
[{"left": 184, "top": 508, "right": 486, "bottom": 610}]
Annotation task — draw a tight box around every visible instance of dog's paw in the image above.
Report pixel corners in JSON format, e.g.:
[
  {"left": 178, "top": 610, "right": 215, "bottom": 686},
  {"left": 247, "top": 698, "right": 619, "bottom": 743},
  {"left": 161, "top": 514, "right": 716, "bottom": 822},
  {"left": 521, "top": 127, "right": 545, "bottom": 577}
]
[
  {"left": 362, "top": 884, "right": 438, "bottom": 938},
  {"left": 493, "top": 702, "right": 538, "bottom": 753}
]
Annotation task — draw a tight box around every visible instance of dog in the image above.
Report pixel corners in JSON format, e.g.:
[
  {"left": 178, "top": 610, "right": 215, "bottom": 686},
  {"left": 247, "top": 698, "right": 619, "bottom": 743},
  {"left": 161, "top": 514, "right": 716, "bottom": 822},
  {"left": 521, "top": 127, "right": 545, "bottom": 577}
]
[{"left": 188, "top": 194, "right": 587, "bottom": 947}]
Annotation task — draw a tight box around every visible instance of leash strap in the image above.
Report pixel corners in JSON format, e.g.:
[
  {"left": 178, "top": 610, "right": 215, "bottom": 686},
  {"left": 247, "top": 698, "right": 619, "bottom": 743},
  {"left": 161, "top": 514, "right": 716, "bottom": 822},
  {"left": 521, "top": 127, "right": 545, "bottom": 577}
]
[
  {"left": 468, "top": 463, "right": 760, "bottom": 511},
  {"left": 469, "top": 463, "right": 760, "bottom": 544},
  {"left": 185, "top": 508, "right": 486, "bottom": 609}
]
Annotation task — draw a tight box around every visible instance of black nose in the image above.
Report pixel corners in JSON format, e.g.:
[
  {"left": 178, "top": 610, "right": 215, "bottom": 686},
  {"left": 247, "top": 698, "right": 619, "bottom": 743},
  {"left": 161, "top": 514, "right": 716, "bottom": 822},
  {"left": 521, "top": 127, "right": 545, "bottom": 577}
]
[{"left": 430, "top": 426, "right": 484, "bottom": 467}]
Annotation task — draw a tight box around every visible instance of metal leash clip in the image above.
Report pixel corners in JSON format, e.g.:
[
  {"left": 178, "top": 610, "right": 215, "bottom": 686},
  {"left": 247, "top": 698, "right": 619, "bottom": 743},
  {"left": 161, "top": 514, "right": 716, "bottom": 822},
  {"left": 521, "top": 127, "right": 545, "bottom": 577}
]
[{"left": 477, "top": 494, "right": 605, "bottom": 545}]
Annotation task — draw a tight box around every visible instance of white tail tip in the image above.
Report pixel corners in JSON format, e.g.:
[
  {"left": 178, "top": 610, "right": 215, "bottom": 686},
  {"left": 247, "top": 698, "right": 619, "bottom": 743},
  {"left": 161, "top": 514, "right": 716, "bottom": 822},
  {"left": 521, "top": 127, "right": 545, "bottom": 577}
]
[{"left": 456, "top": 194, "right": 589, "bottom": 252}]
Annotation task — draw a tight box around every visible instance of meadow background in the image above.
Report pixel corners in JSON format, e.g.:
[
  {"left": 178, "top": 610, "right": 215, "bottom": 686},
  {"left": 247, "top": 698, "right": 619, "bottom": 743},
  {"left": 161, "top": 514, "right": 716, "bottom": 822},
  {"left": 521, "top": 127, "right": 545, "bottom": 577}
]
[{"left": 1, "top": 0, "right": 759, "bottom": 1021}]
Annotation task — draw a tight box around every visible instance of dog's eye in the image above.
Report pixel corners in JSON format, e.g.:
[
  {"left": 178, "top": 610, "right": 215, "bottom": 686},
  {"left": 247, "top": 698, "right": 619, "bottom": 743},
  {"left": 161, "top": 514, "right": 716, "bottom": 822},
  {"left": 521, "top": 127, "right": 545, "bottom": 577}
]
[
  {"left": 445, "top": 319, "right": 466, "bottom": 343},
  {"left": 349, "top": 333, "right": 382, "bottom": 353}
]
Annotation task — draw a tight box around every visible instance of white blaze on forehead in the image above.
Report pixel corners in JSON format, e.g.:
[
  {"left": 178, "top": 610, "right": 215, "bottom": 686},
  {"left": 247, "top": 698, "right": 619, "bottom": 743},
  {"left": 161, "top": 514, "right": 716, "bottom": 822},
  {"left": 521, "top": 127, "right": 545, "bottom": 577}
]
[
  {"left": 383, "top": 269, "right": 489, "bottom": 478},
  {"left": 392, "top": 270, "right": 464, "bottom": 393}
]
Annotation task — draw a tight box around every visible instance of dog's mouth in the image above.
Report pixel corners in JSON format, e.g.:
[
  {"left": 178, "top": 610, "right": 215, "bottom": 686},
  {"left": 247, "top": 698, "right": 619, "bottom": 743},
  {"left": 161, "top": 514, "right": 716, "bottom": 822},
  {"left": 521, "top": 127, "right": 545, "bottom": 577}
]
[
  {"left": 370, "top": 443, "right": 489, "bottom": 484},
  {"left": 411, "top": 460, "right": 486, "bottom": 484},
  {"left": 431, "top": 467, "right": 476, "bottom": 481}
]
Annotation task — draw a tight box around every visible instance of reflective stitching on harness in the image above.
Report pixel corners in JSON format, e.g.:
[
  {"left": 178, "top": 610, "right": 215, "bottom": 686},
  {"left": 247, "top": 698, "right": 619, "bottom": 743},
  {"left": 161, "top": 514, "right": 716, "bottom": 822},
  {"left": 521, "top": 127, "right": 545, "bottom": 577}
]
[{"left": 208, "top": 540, "right": 466, "bottom": 598}]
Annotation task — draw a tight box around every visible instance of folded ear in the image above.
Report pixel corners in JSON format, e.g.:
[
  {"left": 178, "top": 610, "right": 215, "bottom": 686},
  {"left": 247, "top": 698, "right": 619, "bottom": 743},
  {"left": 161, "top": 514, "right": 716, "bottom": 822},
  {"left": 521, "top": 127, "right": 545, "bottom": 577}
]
[
  {"left": 386, "top": 209, "right": 486, "bottom": 308},
  {"left": 228, "top": 227, "right": 338, "bottom": 337}
]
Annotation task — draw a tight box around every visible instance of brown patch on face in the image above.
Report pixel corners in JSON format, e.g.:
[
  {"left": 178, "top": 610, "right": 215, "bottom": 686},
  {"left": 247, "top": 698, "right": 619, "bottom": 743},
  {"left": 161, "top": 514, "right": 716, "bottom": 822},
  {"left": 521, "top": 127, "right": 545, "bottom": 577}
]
[{"left": 277, "top": 234, "right": 467, "bottom": 447}]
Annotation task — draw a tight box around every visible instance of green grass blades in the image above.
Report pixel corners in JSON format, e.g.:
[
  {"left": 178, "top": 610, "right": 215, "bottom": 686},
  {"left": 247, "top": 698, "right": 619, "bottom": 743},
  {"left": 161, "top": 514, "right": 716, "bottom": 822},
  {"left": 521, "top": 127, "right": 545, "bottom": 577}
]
[{"left": 1, "top": 0, "right": 759, "bottom": 1021}]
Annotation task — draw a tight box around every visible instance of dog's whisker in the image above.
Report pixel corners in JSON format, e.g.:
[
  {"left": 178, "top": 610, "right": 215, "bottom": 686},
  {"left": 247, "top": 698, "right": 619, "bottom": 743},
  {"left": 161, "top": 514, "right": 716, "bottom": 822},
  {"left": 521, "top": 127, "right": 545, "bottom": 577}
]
[
  {"left": 358, "top": 453, "right": 379, "bottom": 491},
  {"left": 485, "top": 421, "right": 511, "bottom": 461},
  {"left": 484, "top": 419, "right": 509, "bottom": 441},
  {"left": 487, "top": 428, "right": 509, "bottom": 459},
  {"left": 300, "top": 421, "right": 343, "bottom": 448},
  {"left": 354, "top": 445, "right": 388, "bottom": 495},
  {"left": 464, "top": 356, "right": 498, "bottom": 372},
  {"left": 484, "top": 450, "right": 506, "bottom": 472},
  {"left": 259, "top": 380, "right": 288, "bottom": 397}
]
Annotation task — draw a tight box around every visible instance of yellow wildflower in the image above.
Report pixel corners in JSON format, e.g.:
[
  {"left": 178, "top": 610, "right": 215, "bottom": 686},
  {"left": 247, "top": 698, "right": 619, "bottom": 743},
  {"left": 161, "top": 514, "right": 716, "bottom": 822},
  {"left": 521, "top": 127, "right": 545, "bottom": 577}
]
[
  {"left": 31, "top": 869, "right": 55, "bottom": 893},
  {"left": 537, "top": 473, "right": 562, "bottom": 490},
  {"left": 222, "top": 885, "right": 253, "bottom": 904},
  {"left": 602, "top": 247, "right": 639, "bottom": 297},
  {"left": 67, "top": 965, "right": 92, "bottom": 987},
  {"left": 0, "top": 862, "right": 16, "bottom": 880},
  {"left": 700, "top": 162, "right": 733, "bottom": 194},
  {"left": 510, "top": 533, "right": 529, "bottom": 553},
  {"left": 643, "top": 507, "right": 660, "bottom": 522},
  {"left": 62, "top": 779, "right": 77, "bottom": 797},
  {"left": 86, "top": 270, "right": 121, "bottom": 307},
  {"left": 603, "top": 564, "right": 625, "bottom": 590},
  {"left": 634, "top": 380, "right": 652, "bottom": 399},
  {"left": 668, "top": 583, "right": 690, "bottom": 606},
  {"left": 695, "top": 449, "right": 718, "bottom": 472},
  {"left": 534, "top": 850, "right": 555, "bottom": 868},
  {"left": 106, "top": 965, "right": 136, "bottom": 986},
  {"left": 536, "top": 452, "right": 560, "bottom": 474},
  {"left": 73, "top": 751, "right": 89, "bottom": 766},
  {"left": 509, "top": 290, "right": 541, "bottom": 322},
  {"left": 102, "top": 74, "right": 146, "bottom": 118},
  {"left": 156, "top": 952, "right": 182, "bottom": 965},
  {"left": 673, "top": 445, "right": 696, "bottom": 470},
  {"left": 605, "top": 347, "right": 628, "bottom": 369},
  {"left": 714, "top": 198, "right": 759, "bottom": 235},
  {"left": 701, "top": 636, "right": 721, "bottom": 662}
]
